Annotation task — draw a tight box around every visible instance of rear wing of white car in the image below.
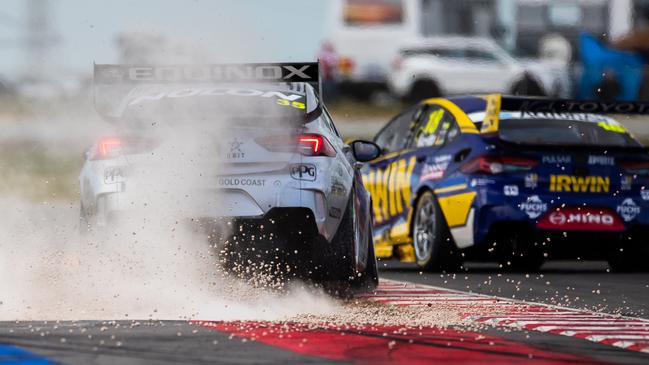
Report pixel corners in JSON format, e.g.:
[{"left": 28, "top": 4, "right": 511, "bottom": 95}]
[{"left": 93, "top": 62, "right": 321, "bottom": 120}]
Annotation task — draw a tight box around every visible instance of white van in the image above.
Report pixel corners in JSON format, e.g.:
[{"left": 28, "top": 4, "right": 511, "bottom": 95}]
[{"left": 323, "top": 0, "right": 420, "bottom": 97}]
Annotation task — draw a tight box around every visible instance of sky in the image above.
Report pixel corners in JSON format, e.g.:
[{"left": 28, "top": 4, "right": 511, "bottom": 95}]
[{"left": 0, "top": 0, "right": 329, "bottom": 80}]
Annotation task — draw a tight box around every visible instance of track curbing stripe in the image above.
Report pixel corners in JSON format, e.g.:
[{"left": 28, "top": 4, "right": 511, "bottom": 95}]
[{"left": 366, "top": 279, "right": 649, "bottom": 354}]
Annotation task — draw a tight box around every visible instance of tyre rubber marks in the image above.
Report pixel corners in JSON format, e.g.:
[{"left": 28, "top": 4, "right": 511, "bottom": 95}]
[{"left": 362, "top": 280, "right": 649, "bottom": 354}]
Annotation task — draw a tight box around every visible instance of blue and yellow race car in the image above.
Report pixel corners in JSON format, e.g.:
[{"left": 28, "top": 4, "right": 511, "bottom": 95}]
[{"left": 363, "top": 95, "right": 649, "bottom": 271}]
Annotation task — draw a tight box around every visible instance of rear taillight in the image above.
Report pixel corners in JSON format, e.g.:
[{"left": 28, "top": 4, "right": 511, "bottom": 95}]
[
  {"left": 622, "top": 161, "right": 649, "bottom": 175},
  {"left": 298, "top": 134, "right": 336, "bottom": 156},
  {"left": 256, "top": 134, "right": 336, "bottom": 157},
  {"left": 461, "top": 156, "right": 538, "bottom": 174},
  {"left": 91, "top": 137, "right": 122, "bottom": 160}
]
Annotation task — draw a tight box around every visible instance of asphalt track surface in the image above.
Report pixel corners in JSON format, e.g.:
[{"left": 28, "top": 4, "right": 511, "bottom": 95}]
[
  {"left": 382, "top": 261, "right": 649, "bottom": 318},
  {"left": 2, "top": 261, "right": 649, "bottom": 364}
]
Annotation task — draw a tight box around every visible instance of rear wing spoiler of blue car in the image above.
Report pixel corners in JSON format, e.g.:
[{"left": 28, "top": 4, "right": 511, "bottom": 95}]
[
  {"left": 480, "top": 95, "right": 649, "bottom": 152},
  {"left": 480, "top": 95, "right": 649, "bottom": 135},
  {"left": 93, "top": 62, "right": 321, "bottom": 120},
  {"left": 500, "top": 96, "right": 649, "bottom": 115}
]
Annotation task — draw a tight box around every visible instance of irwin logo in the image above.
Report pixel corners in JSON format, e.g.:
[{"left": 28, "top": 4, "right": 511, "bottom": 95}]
[
  {"left": 549, "top": 175, "right": 610, "bottom": 193},
  {"left": 363, "top": 156, "right": 416, "bottom": 224}
]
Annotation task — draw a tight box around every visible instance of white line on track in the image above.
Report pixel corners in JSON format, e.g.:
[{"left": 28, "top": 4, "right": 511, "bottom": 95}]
[
  {"left": 370, "top": 279, "right": 649, "bottom": 354},
  {"left": 535, "top": 325, "right": 649, "bottom": 332}
]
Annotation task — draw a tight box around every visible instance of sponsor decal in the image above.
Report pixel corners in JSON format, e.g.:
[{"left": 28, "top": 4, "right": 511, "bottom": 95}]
[
  {"left": 551, "top": 211, "right": 614, "bottom": 226},
  {"left": 621, "top": 175, "right": 633, "bottom": 191},
  {"left": 362, "top": 156, "right": 416, "bottom": 223},
  {"left": 542, "top": 155, "right": 571, "bottom": 164},
  {"left": 129, "top": 88, "right": 303, "bottom": 105},
  {"left": 330, "top": 182, "right": 347, "bottom": 197},
  {"left": 518, "top": 195, "right": 547, "bottom": 219},
  {"left": 520, "top": 111, "right": 611, "bottom": 123},
  {"left": 290, "top": 164, "right": 316, "bottom": 181},
  {"left": 518, "top": 99, "right": 649, "bottom": 115},
  {"left": 641, "top": 189, "right": 649, "bottom": 201},
  {"left": 504, "top": 185, "right": 519, "bottom": 196},
  {"left": 217, "top": 178, "right": 266, "bottom": 187},
  {"left": 227, "top": 138, "right": 245, "bottom": 159},
  {"left": 549, "top": 211, "right": 615, "bottom": 226},
  {"left": 617, "top": 198, "right": 641, "bottom": 222},
  {"left": 588, "top": 155, "right": 615, "bottom": 166},
  {"left": 537, "top": 206, "right": 625, "bottom": 231},
  {"left": 470, "top": 178, "right": 495, "bottom": 187},
  {"left": 524, "top": 173, "right": 538, "bottom": 189},
  {"left": 328, "top": 207, "right": 342, "bottom": 219},
  {"left": 419, "top": 156, "right": 451, "bottom": 182},
  {"left": 99, "top": 63, "right": 317, "bottom": 83},
  {"left": 104, "top": 167, "right": 124, "bottom": 184},
  {"left": 549, "top": 175, "right": 610, "bottom": 193},
  {"left": 548, "top": 211, "right": 567, "bottom": 225}
]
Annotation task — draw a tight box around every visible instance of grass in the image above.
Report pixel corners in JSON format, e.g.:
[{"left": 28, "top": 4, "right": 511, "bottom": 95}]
[
  {"left": 0, "top": 96, "right": 32, "bottom": 118},
  {"left": 0, "top": 144, "right": 82, "bottom": 202}
]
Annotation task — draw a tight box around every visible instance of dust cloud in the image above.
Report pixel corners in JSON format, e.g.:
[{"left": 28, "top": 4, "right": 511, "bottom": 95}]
[
  {"left": 0, "top": 119, "right": 339, "bottom": 322},
  {"left": 0, "top": 31, "right": 342, "bottom": 322}
]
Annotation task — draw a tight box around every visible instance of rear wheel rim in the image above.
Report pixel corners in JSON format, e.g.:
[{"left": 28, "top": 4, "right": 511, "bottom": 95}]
[{"left": 414, "top": 196, "right": 436, "bottom": 262}]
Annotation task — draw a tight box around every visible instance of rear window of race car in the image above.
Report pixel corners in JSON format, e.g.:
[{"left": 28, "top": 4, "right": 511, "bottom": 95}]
[
  {"left": 121, "top": 86, "right": 311, "bottom": 127},
  {"left": 498, "top": 114, "right": 642, "bottom": 148}
]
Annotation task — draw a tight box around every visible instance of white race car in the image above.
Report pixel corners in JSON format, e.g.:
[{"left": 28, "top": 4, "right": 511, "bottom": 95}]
[{"left": 79, "top": 63, "right": 380, "bottom": 292}]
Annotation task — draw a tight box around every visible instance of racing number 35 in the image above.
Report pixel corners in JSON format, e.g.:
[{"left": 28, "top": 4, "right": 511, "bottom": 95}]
[{"left": 276, "top": 98, "right": 305, "bottom": 109}]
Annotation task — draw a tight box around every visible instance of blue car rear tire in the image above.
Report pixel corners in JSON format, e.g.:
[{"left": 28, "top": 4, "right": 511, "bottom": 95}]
[{"left": 413, "top": 191, "right": 461, "bottom": 272}]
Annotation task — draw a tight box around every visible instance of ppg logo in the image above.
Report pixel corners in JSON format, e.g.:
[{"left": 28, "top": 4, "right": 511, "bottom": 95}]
[{"left": 290, "top": 164, "right": 316, "bottom": 181}]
